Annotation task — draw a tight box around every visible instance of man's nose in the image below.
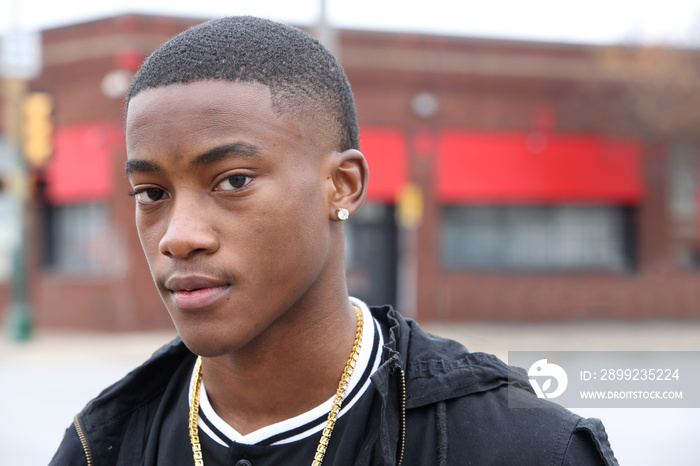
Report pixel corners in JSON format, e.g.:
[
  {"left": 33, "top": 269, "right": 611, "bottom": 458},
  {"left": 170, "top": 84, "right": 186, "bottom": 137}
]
[{"left": 158, "top": 200, "right": 219, "bottom": 259}]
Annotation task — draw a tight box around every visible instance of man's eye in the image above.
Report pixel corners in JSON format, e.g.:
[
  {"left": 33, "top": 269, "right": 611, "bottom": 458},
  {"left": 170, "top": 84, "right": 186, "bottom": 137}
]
[
  {"left": 217, "top": 174, "right": 252, "bottom": 191},
  {"left": 130, "top": 188, "right": 166, "bottom": 204}
]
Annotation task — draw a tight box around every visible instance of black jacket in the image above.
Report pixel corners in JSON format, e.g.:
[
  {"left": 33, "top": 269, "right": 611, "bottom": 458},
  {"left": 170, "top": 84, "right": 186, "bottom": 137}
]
[{"left": 50, "top": 306, "right": 618, "bottom": 465}]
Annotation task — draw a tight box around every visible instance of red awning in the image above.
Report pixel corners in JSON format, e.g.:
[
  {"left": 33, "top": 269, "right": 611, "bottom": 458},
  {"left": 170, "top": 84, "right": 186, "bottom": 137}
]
[
  {"left": 359, "top": 127, "right": 407, "bottom": 203},
  {"left": 436, "top": 131, "right": 642, "bottom": 203},
  {"left": 45, "top": 122, "right": 124, "bottom": 205}
]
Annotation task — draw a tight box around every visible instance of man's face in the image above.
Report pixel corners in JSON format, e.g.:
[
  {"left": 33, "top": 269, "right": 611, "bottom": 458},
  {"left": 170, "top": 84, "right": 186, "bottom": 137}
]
[{"left": 125, "top": 81, "right": 337, "bottom": 356}]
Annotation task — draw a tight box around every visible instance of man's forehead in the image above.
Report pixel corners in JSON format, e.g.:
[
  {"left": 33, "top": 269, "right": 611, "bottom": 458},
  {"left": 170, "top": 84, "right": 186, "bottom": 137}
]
[
  {"left": 126, "top": 80, "right": 336, "bottom": 155},
  {"left": 126, "top": 82, "right": 276, "bottom": 142},
  {"left": 127, "top": 81, "right": 273, "bottom": 120}
]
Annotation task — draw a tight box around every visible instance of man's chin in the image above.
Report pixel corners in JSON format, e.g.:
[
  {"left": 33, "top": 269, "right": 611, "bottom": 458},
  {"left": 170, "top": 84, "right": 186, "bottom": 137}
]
[{"left": 174, "top": 322, "right": 251, "bottom": 358}]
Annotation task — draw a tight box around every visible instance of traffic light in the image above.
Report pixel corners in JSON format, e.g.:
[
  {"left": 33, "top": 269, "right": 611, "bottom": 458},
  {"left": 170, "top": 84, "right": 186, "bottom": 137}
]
[{"left": 22, "top": 92, "right": 54, "bottom": 168}]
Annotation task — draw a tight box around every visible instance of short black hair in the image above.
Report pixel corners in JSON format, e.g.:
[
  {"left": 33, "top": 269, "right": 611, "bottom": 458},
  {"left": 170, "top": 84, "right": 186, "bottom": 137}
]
[{"left": 126, "top": 16, "right": 359, "bottom": 151}]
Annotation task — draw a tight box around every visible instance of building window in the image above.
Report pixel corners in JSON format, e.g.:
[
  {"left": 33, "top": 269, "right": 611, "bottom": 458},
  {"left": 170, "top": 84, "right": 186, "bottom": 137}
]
[
  {"left": 441, "top": 204, "right": 633, "bottom": 271},
  {"left": 42, "top": 202, "right": 113, "bottom": 275}
]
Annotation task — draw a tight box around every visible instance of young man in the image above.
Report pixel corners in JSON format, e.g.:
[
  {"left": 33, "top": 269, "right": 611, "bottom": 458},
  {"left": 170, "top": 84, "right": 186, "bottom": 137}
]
[{"left": 50, "top": 16, "right": 618, "bottom": 465}]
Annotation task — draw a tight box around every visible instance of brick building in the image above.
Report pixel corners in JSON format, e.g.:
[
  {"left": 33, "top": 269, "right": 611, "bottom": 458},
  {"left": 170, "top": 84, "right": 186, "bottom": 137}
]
[{"left": 1, "top": 14, "right": 700, "bottom": 331}]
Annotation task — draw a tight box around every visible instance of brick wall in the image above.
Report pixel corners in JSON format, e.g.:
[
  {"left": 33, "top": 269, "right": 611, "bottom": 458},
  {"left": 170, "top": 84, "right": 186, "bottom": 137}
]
[{"left": 2, "top": 14, "right": 698, "bottom": 330}]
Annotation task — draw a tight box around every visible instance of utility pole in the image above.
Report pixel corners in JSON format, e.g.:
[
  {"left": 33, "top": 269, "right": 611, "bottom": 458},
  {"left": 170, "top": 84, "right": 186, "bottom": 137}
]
[
  {"left": 2, "top": 0, "right": 41, "bottom": 341},
  {"left": 315, "top": 0, "right": 339, "bottom": 60},
  {"left": 2, "top": 77, "right": 30, "bottom": 340}
]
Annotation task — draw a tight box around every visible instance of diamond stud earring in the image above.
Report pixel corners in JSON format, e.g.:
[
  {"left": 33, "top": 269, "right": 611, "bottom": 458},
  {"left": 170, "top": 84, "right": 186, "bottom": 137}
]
[{"left": 337, "top": 208, "right": 349, "bottom": 220}]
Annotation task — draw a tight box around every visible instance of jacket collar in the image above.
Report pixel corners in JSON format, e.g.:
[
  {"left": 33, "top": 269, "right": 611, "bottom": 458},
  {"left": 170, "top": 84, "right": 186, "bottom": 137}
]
[{"left": 371, "top": 305, "right": 533, "bottom": 409}]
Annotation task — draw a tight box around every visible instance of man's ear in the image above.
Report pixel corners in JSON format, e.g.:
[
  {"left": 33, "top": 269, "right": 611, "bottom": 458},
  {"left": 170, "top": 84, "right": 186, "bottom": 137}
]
[{"left": 328, "top": 149, "right": 368, "bottom": 221}]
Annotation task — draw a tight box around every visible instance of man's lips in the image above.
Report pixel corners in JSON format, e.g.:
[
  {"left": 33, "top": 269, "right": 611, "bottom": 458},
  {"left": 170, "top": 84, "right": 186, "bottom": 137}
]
[{"left": 164, "top": 275, "right": 231, "bottom": 310}]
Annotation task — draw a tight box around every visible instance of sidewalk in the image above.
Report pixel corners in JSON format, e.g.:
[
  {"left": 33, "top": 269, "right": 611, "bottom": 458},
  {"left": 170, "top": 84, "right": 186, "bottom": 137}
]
[{"left": 2, "top": 320, "right": 699, "bottom": 465}]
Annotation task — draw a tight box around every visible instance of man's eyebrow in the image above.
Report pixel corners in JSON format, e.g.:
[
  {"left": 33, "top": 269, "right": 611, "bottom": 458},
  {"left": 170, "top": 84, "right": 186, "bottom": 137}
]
[
  {"left": 190, "top": 142, "right": 261, "bottom": 168},
  {"left": 125, "top": 159, "right": 160, "bottom": 176},
  {"left": 124, "top": 142, "right": 260, "bottom": 176}
]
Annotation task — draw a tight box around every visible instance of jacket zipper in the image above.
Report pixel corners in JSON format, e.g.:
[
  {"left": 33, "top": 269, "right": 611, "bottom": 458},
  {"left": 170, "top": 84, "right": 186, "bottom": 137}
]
[
  {"left": 397, "top": 368, "right": 406, "bottom": 466},
  {"left": 73, "top": 415, "right": 94, "bottom": 466}
]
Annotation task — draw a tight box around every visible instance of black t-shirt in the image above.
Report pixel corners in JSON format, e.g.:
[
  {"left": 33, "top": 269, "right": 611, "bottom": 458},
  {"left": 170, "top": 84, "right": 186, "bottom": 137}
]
[
  {"left": 156, "top": 305, "right": 385, "bottom": 465},
  {"left": 157, "top": 380, "right": 380, "bottom": 465}
]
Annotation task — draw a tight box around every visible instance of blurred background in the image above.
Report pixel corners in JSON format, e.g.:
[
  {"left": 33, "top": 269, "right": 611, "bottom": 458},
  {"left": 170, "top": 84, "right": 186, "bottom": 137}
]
[{"left": 1, "top": 0, "right": 700, "bottom": 464}]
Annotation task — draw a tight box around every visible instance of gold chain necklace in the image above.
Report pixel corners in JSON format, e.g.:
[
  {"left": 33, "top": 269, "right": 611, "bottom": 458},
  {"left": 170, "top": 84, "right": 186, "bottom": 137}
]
[{"left": 189, "top": 305, "right": 364, "bottom": 466}]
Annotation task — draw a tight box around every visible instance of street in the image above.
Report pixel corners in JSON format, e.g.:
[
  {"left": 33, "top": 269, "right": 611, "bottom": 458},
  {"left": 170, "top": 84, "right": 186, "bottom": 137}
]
[{"left": 2, "top": 320, "right": 699, "bottom": 465}]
